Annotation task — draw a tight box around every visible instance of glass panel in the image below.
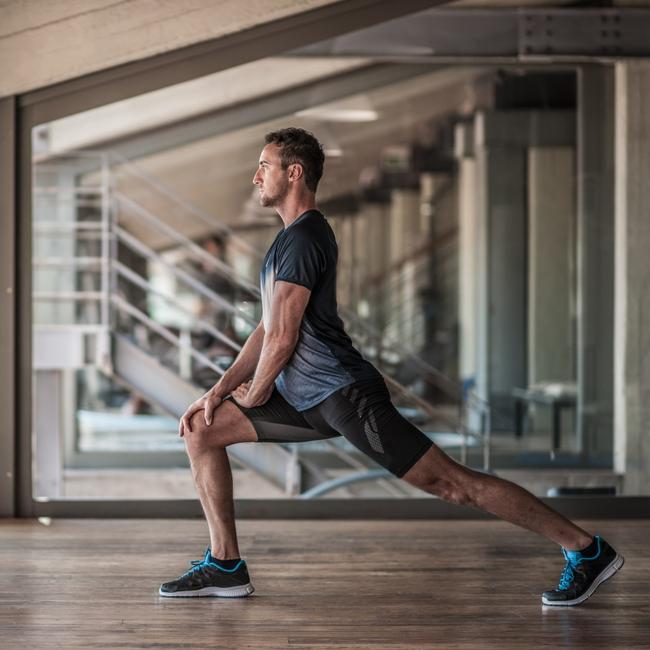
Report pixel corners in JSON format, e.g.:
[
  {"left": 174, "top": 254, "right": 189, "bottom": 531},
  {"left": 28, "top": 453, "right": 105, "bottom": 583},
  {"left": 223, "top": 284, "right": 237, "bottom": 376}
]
[{"left": 30, "top": 11, "right": 641, "bottom": 502}]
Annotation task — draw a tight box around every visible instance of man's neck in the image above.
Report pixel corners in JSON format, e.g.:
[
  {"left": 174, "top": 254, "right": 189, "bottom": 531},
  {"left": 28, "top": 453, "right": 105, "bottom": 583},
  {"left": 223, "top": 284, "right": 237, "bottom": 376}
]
[{"left": 276, "top": 194, "right": 317, "bottom": 229}]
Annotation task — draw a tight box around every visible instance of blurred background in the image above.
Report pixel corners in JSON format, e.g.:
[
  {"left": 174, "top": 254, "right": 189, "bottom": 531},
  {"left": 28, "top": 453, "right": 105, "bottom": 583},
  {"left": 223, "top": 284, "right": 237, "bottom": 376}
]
[{"left": 7, "top": 0, "right": 649, "bottom": 506}]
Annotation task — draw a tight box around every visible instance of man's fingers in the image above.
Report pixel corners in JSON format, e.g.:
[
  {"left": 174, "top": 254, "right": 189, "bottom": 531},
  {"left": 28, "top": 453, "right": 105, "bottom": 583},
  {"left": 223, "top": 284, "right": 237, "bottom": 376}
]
[{"left": 204, "top": 396, "right": 222, "bottom": 425}]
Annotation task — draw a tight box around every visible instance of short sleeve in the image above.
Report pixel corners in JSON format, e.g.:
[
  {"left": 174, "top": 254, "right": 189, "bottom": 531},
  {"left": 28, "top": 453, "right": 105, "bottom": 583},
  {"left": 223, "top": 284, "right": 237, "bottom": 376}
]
[{"left": 275, "top": 227, "right": 325, "bottom": 290}]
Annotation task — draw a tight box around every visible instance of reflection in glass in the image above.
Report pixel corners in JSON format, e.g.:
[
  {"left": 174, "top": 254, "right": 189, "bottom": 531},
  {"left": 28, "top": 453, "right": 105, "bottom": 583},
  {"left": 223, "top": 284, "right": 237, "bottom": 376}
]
[{"left": 30, "top": 44, "right": 622, "bottom": 500}]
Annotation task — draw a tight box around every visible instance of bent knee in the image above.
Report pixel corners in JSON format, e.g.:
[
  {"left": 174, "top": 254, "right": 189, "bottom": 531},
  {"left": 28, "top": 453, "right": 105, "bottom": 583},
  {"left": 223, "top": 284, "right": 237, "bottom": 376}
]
[
  {"left": 405, "top": 466, "right": 475, "bottom": 506},
  {"left": 184, "top": 407, "right": 227, "bottom": 451},
  {"left": 403, "top": 447, "right": 468, "bottom": 499},
  {"left": 184, "top": 400, "right": 256, "bottom": 451}
]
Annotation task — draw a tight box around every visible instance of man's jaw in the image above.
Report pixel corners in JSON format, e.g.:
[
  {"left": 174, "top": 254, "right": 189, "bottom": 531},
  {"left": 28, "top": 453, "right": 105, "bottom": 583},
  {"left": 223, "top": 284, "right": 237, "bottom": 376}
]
[{"left": 259, "top": 189, "right": 280, "bottom": 208}]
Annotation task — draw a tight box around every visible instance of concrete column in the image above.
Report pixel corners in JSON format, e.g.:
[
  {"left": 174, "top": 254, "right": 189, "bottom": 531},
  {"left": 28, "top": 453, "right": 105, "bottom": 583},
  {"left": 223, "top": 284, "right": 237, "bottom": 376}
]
[
  {"left": 528, "top": 147, "right": 576, "bottom": 435},
  {"left": 472, "top": 110, "right": 575, "bottom": 430},
  {"left": 361, "top": 203, "right": 390, "bottom": 333},
  {"left": 457, "top": 156, "right": 478, "bottom": 383},
  {"left": 364, "top": 204, "right": 389, "bottom": 283},
  {"left": 388, "top": 190, "right": 420, "bottom": 345},
  {"left": 528, "top": 147, "right": 576, "bottom": 384},
  {"left": 421, "top": 172, "right": 457, "bottom": 367},
  {"left": 614, "top": 62, "right": 650, "bottom": 495},
  {"left": 335, "top": 216, "right": 353, "bottom": 308},
  {"left": 576, "top": 65, "right": 615, "bottom": 459},
  {"left": 480, "top": 145, "right": 528, "bottom": 424},
  {"left": 455, "top": 122, "right": 479, "bottom": 387},
  {"left": 473, "top": 113, "right": 528, "bottom": 425}
]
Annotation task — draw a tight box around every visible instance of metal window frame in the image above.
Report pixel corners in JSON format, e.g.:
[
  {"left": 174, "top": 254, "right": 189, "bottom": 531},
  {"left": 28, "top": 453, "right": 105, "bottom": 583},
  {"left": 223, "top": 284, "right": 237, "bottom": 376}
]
[
  {"left": 0, "top": 97, "right": 17, "bottom": 517},
  {"left": 7, "top": 0, "right": 650, "bottom": 518}
]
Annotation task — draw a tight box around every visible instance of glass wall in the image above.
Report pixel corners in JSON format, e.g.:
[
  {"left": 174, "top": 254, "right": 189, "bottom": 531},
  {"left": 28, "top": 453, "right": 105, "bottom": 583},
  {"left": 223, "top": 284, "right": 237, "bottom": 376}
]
[{"left": 30, "top": 14, "right": 638, "bottom": 502}]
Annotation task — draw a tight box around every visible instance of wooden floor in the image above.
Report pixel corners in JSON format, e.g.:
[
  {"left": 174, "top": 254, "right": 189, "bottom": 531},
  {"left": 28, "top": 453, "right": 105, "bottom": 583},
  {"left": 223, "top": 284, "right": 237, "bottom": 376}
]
[{"left": 0, "top": 519, "right": 647, "bottom": 649}]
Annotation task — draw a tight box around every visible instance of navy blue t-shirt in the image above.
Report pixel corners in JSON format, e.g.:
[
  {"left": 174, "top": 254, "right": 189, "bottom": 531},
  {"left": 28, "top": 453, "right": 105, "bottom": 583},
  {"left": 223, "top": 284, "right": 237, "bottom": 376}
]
[{"left": 260, "top": 209, "right": 381, "bottom": 411}]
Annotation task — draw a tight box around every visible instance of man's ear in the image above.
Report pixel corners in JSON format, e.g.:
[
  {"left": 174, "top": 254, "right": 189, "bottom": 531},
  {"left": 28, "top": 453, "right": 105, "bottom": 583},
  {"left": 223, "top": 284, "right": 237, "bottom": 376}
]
[{"left": 288, "top": 163, "right": 304, "bottom": 183}]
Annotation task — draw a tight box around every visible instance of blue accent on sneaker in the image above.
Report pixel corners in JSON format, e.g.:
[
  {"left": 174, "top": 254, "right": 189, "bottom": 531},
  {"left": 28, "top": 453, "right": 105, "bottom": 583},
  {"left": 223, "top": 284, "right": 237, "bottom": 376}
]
[
  {"left": 558, "top": 536, "right": 602, "bottom": 590},
  {"left": 207, "top": 559, "right": 244, "bottom": 573},
  {"left": 188, "top": 548, "right": 244, "bottom": 574}
]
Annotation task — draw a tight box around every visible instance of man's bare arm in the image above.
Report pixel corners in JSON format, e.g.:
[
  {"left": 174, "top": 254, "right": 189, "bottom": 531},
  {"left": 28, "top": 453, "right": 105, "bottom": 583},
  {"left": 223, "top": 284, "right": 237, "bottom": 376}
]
[
  {"left": 212, "top": 321, "right": 265, "bottom": 398},
  {"left": 179, "top": 320, "right": 264, "bottom": 435},
  {"left": 232, "top": 281, "right": 310, "bottom": 408}
]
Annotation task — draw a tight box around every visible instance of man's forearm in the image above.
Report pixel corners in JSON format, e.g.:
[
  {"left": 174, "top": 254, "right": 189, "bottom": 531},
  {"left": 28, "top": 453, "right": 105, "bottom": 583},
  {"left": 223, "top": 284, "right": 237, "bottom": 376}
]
[
  {"left": 245, "top": 332, "right": 297, "bottom": 402},
  {"left": 213, "top": 323, "right": 265, "bottom": 396}
]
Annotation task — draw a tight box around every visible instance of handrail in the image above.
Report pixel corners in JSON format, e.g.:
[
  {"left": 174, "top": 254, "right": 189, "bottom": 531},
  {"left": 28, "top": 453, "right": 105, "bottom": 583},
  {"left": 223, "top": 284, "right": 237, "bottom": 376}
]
[
  {"left": 33, "top": 186, "right": 103, "bottom": 195},
  {"left": 33, "top": 291, "right": 103, "bottom": 301},
  {"left": 345, "top": 311, "right": 461, "bottom": 400},
  {"left": 114, "top": 192, "right": 260, "bottom": 296},
  {"left": 113, "top": 260, "right": 242, "bottom": 353},
  {"left": 32, "top": 257, "right": 103, "bottom": 268},
  {"left": 111, "top": 295, "right": 226, "bottom": 376},
  {"left": 33, "top": 221, "right": 103, "bottom": 231},
  {"left": 108, "top": 150, "right": 264, "bottom": 259},
  {"left": 114, "top": 225, "right": 258, "bottom": 327}
]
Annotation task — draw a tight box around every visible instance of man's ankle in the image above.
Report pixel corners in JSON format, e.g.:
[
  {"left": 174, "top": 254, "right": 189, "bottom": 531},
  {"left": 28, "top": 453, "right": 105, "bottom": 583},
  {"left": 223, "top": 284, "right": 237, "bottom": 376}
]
[
  {"left": 563, "top": 535, "right": 596, "bottom": 553},
  {"left": 208, "top": 555, "right": 242, "bottom": 569}
]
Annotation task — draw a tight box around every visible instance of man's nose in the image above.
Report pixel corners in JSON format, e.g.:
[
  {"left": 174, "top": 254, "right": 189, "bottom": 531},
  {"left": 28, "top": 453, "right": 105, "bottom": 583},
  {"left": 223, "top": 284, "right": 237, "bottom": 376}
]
[{"left": 253, "top": 170, "right": 261, "bottom": 185}]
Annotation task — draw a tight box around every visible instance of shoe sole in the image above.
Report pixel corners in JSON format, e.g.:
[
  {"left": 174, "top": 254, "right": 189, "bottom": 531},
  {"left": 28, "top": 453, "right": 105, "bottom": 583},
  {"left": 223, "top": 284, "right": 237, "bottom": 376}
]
[
  {"left": 541, "top": 553, "right": 625, "bottom": 607},
  {"left": 159, "top": 582, "right": 255, "bottom": 598}
]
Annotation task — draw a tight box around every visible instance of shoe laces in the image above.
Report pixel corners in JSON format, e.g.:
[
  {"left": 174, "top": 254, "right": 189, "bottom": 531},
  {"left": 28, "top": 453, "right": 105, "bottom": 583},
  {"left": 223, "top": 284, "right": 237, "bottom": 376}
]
[
  {"left": 184, "top": 549, "right": 244, "bottom": 577},
  {"left": 558, "top": 548, "right": 581, "bottom": 591},
  {"left": 179, "top": 550, "right": 211, "bottom": 579}
]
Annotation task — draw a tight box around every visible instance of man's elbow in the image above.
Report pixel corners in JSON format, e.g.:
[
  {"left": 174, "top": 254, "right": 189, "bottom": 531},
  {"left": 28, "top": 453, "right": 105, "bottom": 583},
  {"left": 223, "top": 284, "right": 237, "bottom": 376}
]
[{"left": 265, "top": 328, "right": 299, "bottom": 352}]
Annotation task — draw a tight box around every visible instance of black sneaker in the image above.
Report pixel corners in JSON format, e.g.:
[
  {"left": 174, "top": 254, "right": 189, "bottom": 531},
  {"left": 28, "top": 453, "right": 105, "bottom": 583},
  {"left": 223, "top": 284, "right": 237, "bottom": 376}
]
[
  {"left": 542, "top": 535, "right": 624, "bottom": 606},
  {"left": 159, "top": 549, "right": 255, "bottom": 598}
]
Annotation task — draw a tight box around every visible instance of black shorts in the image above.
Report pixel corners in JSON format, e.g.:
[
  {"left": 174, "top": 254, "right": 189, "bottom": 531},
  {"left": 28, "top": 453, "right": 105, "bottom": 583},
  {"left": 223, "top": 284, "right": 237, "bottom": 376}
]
[{"left": 226, "top": 377, "right": 433, "bottom": 478}]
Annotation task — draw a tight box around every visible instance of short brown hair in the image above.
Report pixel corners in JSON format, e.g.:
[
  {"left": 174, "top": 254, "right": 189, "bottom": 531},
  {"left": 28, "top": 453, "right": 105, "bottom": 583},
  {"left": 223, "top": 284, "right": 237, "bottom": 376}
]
[{"left": 265, "top": 127, "right": 325, "bottom": 192}]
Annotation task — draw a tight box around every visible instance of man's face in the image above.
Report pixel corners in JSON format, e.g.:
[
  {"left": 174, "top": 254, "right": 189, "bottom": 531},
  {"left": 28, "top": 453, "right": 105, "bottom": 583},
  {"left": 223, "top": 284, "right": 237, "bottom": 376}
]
[{"left": 252, "top": 143, "right": 290, "bottom": 207}]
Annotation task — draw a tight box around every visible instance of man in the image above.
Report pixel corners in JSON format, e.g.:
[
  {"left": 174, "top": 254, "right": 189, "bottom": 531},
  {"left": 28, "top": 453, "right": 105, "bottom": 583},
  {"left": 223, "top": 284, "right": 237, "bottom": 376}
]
[{"left": 159, "top": 128, "right": 624, "bottom": 606}]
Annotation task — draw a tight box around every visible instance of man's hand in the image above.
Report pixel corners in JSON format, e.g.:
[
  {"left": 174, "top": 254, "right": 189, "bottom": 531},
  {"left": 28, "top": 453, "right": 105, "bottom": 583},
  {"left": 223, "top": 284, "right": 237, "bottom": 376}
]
[
  {"left": 231, "top": 380, "right": 274, "bottom": 409},
  {"left": 178, "top": 387, "right": 224, "bottom": 437}
]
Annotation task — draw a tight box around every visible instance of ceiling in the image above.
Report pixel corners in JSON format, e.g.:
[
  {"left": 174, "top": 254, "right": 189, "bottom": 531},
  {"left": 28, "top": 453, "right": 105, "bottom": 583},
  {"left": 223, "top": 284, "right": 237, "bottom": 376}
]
[{"left": 36, "top": 0, "right": 646, "bottom": 249}]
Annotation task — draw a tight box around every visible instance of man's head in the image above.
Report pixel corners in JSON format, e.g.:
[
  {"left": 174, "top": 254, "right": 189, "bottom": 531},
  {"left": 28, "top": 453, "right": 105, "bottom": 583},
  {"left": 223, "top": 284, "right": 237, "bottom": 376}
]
[{"left": 253, "top": 127, "right": 325, "bottom": 207}]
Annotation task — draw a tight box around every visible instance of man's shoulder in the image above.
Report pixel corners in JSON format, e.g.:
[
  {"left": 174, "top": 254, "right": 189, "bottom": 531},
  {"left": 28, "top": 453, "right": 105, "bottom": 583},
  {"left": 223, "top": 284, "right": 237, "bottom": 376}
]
[{"left": 281, "top": 212, "right": 332, "bottom": 246}]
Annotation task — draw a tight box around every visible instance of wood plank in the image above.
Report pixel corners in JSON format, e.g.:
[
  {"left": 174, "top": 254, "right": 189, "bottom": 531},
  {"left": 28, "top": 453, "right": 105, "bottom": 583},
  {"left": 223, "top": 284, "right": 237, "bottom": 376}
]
[{"left": 0, "top": 519, "right": 646, "bottom": 648}]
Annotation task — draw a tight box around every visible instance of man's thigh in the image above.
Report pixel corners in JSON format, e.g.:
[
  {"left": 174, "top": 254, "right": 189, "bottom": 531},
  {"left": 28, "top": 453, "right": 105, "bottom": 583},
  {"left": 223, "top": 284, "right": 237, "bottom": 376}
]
[
  {"left": 225, "top": 388, "right": 341, "bottom": 444},
  {"left": 309, "top": 378, "right": 433, "bottom": 478},
  {"left": 188, "top": 399, "right": 258, "bottom": 447}
]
